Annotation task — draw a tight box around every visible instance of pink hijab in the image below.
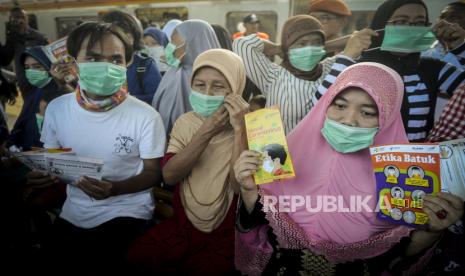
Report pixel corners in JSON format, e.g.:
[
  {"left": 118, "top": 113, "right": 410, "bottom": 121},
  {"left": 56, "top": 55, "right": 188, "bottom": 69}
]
[{"left": 236, "top": 62, "right": 412, "bottom": 275}]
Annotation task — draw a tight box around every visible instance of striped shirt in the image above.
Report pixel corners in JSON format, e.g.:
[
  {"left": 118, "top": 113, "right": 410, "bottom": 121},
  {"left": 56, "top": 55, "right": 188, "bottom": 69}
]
[
  {"left": 314, "top": 55, "right": 465, "bottom": 142},
  {"left": 422, "top": 41, "right": 465, "bottom": 69},
  {"left": 233, "top": 35, "right": 335, "bottom": 134}
]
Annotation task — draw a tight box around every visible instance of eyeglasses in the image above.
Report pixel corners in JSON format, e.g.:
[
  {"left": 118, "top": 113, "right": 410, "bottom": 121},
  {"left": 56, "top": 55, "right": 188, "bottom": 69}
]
[{"left": 386, "top": 20, "right": 430, "bottom": 26}]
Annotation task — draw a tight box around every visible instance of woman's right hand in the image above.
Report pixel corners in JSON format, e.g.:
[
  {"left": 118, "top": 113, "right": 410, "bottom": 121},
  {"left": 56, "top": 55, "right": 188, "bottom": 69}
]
[
  {"left": 50, "top": 58, "right": 77, "bottom": 85},
  {"left": 234, "top": 150, "right": 261, "bottom": 193},
  {"left": 343, "top": 28, "right": 378, "bottom": 59},
  {"left": 200, "top": 106, "right": 230, "bottom": 138}
]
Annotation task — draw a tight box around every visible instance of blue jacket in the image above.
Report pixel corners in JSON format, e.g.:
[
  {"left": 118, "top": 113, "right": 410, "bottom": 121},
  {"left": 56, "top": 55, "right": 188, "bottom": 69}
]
[
  {"left": 127, "top": 54, "right": 162, "bottom": 104},
  {"left": 8, "top": 87, "right": 43, "bottom": 150}
]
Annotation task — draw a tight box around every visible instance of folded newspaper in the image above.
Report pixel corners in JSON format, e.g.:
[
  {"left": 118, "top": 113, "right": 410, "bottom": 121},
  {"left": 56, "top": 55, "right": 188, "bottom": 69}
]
[
  {"left": 439, "top": 138, "right": 465, "bottom": 201},
  {"left": 13, "top": 149, "right": 104, "bottom": 183}
]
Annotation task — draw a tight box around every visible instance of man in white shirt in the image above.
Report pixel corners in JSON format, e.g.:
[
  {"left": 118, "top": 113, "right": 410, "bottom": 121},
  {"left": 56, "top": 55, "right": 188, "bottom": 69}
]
[{"left": 26, "top": 21, "right": 166, "bottom": 274}]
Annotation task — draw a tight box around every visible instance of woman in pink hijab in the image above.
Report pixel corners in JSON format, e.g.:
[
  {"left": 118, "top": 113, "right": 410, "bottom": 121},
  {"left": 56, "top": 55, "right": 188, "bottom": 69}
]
[{"left": 233, "top": 62, "right": 464, "bottom": 275}]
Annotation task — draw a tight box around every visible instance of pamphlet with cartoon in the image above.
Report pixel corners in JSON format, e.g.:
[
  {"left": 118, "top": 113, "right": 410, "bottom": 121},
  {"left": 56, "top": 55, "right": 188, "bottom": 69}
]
[
  {"left": 44, "top": 36, "right": 68, "bottom": 63},
  {"left": 370, "top": 144, "right": 441, "bottom": 227},
  {"left": 245, "top": 107, "right": 295, "bottom": 185},
  {"left": 439, "top": 138, "right": 465, "bottom": 201}
]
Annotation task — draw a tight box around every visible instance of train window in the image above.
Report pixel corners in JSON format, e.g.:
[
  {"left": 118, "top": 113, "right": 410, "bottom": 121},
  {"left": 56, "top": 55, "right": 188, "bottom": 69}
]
[
  {"left": 56, "top": 16, "right": 98, "bottom": 38},
  {"left": 344, "top": 11, "right": 375, "bottom": 33},
  {"left": 135, "top": 7, "right": 188, "bottom": 29},
  {"left": 226, "top": 11, "right": 278, "bottom": 42},
  {"left": 292, "top": 0, "right": 375, "bottom": 36}
]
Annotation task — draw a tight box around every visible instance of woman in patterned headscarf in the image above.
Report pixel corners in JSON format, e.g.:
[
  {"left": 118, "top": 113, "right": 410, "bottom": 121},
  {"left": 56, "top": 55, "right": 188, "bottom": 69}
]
[{"left": 234, "top": 62, "right": 464, "bottom": 275}]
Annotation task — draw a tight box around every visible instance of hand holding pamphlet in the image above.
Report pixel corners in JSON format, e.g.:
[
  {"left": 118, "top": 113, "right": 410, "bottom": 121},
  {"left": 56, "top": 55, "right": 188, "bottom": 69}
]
[
  {"left": 43, "top": 36, "right": 68, "bottom": 63},
  {"left": 439, "top": 138, "right": 465, "bottom": 201},
  {"left": 245, "top": 107, "right": 295, "bottom": 185},
  {"left": 44, "top": 37, "right": 78, "bottom": 84},
  {"left": 370, "top": 144, "right": 441, "bottom": 227},
  {"left": 12, "top": 148, "right": 104, "bottom": 184}
]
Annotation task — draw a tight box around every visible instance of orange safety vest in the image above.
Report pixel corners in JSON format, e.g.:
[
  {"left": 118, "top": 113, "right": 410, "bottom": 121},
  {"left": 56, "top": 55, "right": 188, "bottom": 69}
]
[{"left": 232, "top": 31, "right": 269, "bottom": 40}]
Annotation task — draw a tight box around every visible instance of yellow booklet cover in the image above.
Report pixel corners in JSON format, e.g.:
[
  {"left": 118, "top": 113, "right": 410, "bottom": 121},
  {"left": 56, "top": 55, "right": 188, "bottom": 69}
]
[{"left": 245, "top": 107, "right": 295, "bottom": 185}]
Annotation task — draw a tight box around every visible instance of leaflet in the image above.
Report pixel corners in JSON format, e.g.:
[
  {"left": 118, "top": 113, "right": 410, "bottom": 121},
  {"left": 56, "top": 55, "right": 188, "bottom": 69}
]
[
  {"left": 46, "top": 154, "right": 104, "bottom": 183},
  {"left": 43, "top": 36, "right": 68, "bottom": 63},
  {"left": 13, "top": 148, "right": 72, "bottom": 172},
  {"left": 439, "top": 138, "right": 465, "bottom": 201},
  {"left": 245, "top": 107, "right": 295, "bottom": 185},
  {"left": 370, "top": 144, "right": 441, "bottom": 227}
]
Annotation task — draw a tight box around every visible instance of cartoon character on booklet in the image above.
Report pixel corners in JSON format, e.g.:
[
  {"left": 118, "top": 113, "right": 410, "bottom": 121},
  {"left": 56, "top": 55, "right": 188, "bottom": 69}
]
[
  {"left": 262, "top": 144, "right": 290, "bottom": 176},
  {"left": 410, "top": 167, "right": 423, "bottom": 179}
]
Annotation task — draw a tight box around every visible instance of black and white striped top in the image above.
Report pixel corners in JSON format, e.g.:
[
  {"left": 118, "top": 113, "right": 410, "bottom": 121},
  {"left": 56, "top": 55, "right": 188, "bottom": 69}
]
[
  {"left": 422, "top": 41, "right": 465, "bottom": 69},
  {"left": 233, "top": 35, "right": 335, "bottom": 134},
  {"left": 314, "top": 55, "right": 465, "bottom": 142}
]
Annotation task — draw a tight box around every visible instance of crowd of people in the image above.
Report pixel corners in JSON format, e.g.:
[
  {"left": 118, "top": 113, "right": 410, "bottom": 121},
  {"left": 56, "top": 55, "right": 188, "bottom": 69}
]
[{"left": 0, "top": 0, "right": 464, "bottom": 275}]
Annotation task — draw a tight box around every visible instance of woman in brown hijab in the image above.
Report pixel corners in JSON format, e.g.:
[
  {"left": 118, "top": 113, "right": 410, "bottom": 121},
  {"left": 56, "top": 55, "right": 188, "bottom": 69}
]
[
  {"left": 233, "top": 15, "right": 370, "bottom": 134},
  {"left": 128, "top": 49, "right": 249, "bottom": 275}
]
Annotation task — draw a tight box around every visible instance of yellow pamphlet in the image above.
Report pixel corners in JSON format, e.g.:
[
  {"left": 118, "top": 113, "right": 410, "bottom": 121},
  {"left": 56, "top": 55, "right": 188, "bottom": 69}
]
[{"left": 245, "top": 107, "right": 295, "bottom": 185}]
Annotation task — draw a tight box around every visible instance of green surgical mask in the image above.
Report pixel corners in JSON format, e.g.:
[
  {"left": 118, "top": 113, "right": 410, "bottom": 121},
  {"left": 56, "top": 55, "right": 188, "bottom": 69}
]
[
  {"left": 164, "top": 42, "right": 184, "bottom": 68},
  {"left": 25, "top": 69, "right": 52, "bottom": 88},
  {"left": 321, "top": 117, "right": 378, "bottom": 153},
  {"left": 189, "top": 90, "right": 225, "bottom": 117},
  {"left": 36, "top": 113, "right": 44, "bottom": 132},
  {"left": 78, "top": 62, "right": 127, "bottom": 96},
  {"left": 381, "top": 25, "right": 436, "bottom": 53},
  {"left": 289, "top": 46, "right": 326, "bottom": 71}
]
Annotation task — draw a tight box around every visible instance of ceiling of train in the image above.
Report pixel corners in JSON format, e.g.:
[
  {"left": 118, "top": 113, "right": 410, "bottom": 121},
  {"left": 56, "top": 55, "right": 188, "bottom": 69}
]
[{"left": 0, "top": 0, "right": 212, "bottom": 10}]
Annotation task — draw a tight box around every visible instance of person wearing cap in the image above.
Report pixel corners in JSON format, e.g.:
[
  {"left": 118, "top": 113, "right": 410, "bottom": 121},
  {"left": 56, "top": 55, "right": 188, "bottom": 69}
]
[
  {"left": 309, "top": 0, "right": 352, "bottom": 54},
  {"left": 233, "top": 14, "right": 270, "bottom": 40},
  {"left": 233, "top": 15, "right": 374, "bottom": 134}
]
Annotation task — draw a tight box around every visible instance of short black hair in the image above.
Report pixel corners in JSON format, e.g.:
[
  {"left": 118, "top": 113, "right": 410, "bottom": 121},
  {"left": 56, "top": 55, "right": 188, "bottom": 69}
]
[
  {"left": 9, "top": 6, "right": 25, "bottom": 15},
  {"left": 249, "top": 95, "right": 266, "bottom": 108},
  {"left": 263, "top": 144, "right": 287, "bottom": 165},
  {"left": 101, "top": 10, "right": 143, "bottom": 51},
  {"left": 446, "top": 2, "right": 465, "bottom": 12},
  {"left": 66, "top": 21, "right": 133, "bottom": 64}
]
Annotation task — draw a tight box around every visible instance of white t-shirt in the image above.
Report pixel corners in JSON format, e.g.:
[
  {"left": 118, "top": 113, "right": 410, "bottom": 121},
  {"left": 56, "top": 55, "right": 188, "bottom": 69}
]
[{"left": 41, "top": 94, "right": 166, "bottom": 228}]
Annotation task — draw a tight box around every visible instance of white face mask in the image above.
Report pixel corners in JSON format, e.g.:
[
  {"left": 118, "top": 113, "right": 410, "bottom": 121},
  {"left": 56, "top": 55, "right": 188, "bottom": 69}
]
[
  {"left": 146, "top": 46, "right": 171, "bottom": 72},
  {"left": 262, "top": 157, "right": 275, "bottom": 173}
]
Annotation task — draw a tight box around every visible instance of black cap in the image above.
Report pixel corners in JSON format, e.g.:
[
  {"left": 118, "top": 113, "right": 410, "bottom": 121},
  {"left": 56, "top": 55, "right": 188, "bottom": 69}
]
[{"left": 243, "top": 14, "right": 259, "bottom": 24}]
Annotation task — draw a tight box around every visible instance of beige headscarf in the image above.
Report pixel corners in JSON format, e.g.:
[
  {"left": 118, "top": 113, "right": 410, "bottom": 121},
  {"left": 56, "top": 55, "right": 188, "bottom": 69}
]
[{"left": 167, "top": 49, "right": 246, "bottom": 233}]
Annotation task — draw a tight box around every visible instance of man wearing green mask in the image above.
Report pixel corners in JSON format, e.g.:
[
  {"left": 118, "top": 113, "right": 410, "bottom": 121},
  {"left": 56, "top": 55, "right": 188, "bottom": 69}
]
[
  {"left": 316, "top": 0, "right": 465, "bottom": 143},
  {"left": 26, "top": 22, "right": 166, "bottom": 274}
]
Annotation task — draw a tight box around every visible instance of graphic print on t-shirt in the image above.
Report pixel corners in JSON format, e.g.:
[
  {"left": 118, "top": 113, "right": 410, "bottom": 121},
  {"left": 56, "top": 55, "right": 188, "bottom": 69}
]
[{"left": 113, "top": 134, "right": 135, "bottom": 154}]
